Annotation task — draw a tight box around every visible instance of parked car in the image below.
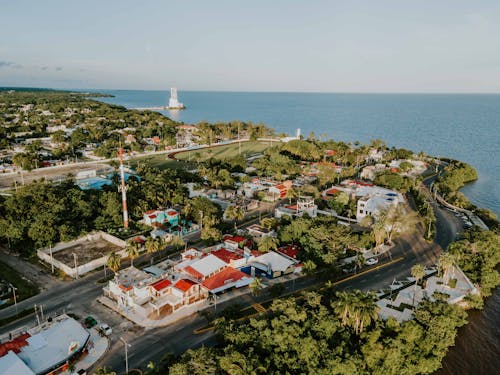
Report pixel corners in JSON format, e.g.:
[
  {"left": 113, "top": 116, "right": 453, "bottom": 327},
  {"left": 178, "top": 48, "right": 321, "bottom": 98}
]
[
  {"left": 84, "top": 316, "right": 98, "bottom": 328},
  {"left": 365, "top": 257, "right": 379, "bottom": 266},
  {"left": 98, "top": 323, "right": 112, "bottom": 336}
]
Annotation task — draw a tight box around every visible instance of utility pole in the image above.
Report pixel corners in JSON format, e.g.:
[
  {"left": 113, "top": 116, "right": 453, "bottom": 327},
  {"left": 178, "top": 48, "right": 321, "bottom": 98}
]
[
  {"left": 9, "top": 284, "right": 17, "bottom": 315},
  {"left": 238, "top": 123, "right": 241, "bottom": 155},
  {"left": 118, "top": 147, "right": 129, "bottom": 229},
  {"left": 120, "top": 337, "right": 130, "bottom": 374},
  {"left": 199, "top": 211, "right": 203, "bottom": 232}
]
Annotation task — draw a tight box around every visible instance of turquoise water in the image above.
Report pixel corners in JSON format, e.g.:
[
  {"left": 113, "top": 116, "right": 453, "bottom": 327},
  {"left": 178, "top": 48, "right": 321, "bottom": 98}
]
[
  {"left": 76, "top": 172, "right": 137, "bottom": 190},
  {"left": 96, "top": 90, "right": 500, "bottom": 217}
]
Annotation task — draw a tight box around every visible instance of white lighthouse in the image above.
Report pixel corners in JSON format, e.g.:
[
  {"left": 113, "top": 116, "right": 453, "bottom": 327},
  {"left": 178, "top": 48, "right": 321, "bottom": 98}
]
[{"left": 167, "top": 88, "right": 185, "bottom": 110}]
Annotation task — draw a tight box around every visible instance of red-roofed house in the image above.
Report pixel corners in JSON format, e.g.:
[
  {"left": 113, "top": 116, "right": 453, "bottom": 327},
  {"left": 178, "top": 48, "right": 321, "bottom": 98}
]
[
  {"left": 211, "top": 248, "right": 246, "bottom": 268},
  {"left": 223, "top": 235, "right": 247, "bottom": 250},
  {"left": 149, "top": 279, "right": 172, "bottom": 297},
  {"left": 277, "top": 245, "right": 301, "bottom": 261},
  {"left": 202, "top": 267, "right": 253, "bottom": 294},
  {"left": 268, "top": 180, "right": 293, "bottom": 199}
]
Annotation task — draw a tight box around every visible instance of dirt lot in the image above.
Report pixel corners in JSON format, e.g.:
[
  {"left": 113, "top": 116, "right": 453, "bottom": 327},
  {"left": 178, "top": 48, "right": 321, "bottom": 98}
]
[{"left": 52, "top": 237, "right": 122, "bottom": 266}]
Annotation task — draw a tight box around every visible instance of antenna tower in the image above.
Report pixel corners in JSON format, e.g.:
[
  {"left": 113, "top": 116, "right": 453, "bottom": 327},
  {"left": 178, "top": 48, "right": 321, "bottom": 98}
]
[{"left": 118, "top": 147, "right": 129, "bottom": 229}]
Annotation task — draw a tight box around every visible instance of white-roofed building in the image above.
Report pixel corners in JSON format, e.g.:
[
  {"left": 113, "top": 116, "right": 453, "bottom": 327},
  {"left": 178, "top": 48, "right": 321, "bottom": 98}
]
[
  {"left": 0, "top": 314, "right": 90, "bottom": 375},
  {"left": 182, "top": 254, "right": 228, "bottom": 281},
  {"left": 246, "top": 251, "right": 296, "bottom": 278},
  {"left": 0, "top": 351, "right": 34, "bottom": 375}
]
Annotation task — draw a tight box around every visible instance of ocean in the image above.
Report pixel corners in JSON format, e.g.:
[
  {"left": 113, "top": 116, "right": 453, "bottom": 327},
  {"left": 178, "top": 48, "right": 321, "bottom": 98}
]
[{"left": 94, "top": 89, "right": 500, "bottom": 374}]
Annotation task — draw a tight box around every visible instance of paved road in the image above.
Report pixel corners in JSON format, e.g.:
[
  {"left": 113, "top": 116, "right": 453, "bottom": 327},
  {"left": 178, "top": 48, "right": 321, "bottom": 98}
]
[
  {"left": 97, "top": 200, "right": 463, "bottom": 374},
  {"left": 0, "top": 167, "right": 464, "bottom": 374}
]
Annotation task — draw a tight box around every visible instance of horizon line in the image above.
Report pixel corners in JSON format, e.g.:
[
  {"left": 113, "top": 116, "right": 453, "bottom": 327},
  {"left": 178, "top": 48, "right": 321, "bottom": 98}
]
[{"left": 2, "top": 85, "right": 500, "bottom": 95}]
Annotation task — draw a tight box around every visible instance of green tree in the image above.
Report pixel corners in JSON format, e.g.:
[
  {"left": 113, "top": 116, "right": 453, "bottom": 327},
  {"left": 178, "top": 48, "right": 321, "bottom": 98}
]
[
  {"left": 377, "top": 204, "right": 418, "bottom": 245},
  {"left": 258, "top": 236, "right": 279, "bottom": 253},
  {"left": 106, "top": 252, "right": 121, "bottom": 275},
  {"left": 125, "top": 241, "right": 141, "bottom": 267},
  {"left": 224, "top": 205, "right": 245, "bottom": 229},
  {"left": 250, "top": 277, "right": 263, "bottom": 296},
  {"left": 332, "top": 290, "right": 379, "bottom": 335},
  {"left": 411, "top": 264, "right": 426, "bottom": 306}
]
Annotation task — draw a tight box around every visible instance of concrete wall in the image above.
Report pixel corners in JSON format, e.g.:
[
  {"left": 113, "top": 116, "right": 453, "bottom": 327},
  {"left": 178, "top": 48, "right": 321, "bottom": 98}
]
[{"left": 37, "top": 231, "right": 126, "bottom": 279}]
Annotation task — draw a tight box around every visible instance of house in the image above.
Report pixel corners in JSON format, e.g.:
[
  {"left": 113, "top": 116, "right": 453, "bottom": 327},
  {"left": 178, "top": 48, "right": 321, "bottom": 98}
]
[
  {"left": 268, "top": 180, "right": 293, "bottom": 200},
  {"left": 223, "top": 235, "right": 248, "bottom": 251},
  {"left": 360, "top": 164, "right": 387, "bottom": 180},
  {"left": 247, "top": 224, "right": 276, "bottom": 240},
  {"left": 202, "top": 267, "right": 253, "bottom": 294},
  {"left": 143, "top": 208, "right": 179, "bottom": 227},
  {"left": 275, "top": 196, "right": 318, "bottom": 219},
  {"left": 182, "top": 254, "right": 228, "bottom": 281},
  {"left": 211, "top": 248, "right": 247, "bottom": 268},
  {"left": 104, "top": 266, "right": 156, "bottom": 316},
  {"left": 276, "top": 244, "right": 301, "bottom": 261},
  {"left": 356, "top": 190, "right": 404, "bottom": 223}
]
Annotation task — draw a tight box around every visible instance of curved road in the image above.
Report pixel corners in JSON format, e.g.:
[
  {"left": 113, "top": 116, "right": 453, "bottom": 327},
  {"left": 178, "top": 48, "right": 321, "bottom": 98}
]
[{"left": 0, "top": 169, "right": 464, "bottom": 374}]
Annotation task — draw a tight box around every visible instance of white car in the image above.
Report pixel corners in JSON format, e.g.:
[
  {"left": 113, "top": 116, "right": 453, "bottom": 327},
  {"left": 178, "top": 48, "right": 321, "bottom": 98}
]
[
  {"left": 365, "top": 257, "right": 379, "bottom": 266},
  {"left": 98, "top": 323, "right": 112, "bottom": 336}
]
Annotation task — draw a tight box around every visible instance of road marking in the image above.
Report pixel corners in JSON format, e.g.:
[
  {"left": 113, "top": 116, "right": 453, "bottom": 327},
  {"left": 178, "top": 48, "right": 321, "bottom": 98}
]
[
  {"left": 252, "top": 303, "right": 266, "bottom": 313},
  {"left": 331, "top": 256, "right": 404, "bottom": 286}
]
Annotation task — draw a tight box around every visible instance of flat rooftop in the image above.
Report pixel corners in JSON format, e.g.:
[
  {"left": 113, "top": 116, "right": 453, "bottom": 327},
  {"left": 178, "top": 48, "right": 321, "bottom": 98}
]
[{"left": 52, "top": 236, "right": 123, "bottom": 267}]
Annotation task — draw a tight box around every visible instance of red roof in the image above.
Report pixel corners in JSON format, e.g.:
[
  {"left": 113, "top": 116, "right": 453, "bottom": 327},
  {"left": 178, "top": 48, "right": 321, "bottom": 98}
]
[
  {"left": 0, "top": 333, "right": 31, "bottom": 357},
  {"left": 150, "top": 279, "right": 172, "bottom": 291},
  {"left": 277, "top": 245, "right": 300, "bottom": 259},
  {"left": 325, "top": 188, "right": 340, "bottom": 195},
  {"left": 211, "top": 248, "right": 243, "bottom": 264},
  {"left": 224, "top": 235, "right": 246, "bottom": 243},
  {"left": 202, "top": 267, "right": 247, "bottom": 291},
  {"left": 184, "top": 265, "right": 204, "bottom": 280},
  {"left": 145, "top": 210, "right": 156, "bottom": 215},
  {"left": 167, "top": 211, "right": 178, "bottom": 216},
  {"left": 174, "top": 279, "right": 197, "bottom": 292}
]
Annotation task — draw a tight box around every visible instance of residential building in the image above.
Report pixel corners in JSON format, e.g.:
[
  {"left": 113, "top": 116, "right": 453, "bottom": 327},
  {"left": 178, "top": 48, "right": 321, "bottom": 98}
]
[
  {"left": 275, "top": 196, "right": 318, "bottom": 219},
  {"left": 143, "top": 208, "right": 180, "bottom": 227}
]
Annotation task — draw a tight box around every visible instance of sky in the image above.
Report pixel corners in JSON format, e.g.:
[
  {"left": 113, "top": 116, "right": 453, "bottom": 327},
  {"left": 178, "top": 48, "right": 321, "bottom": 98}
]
[{"left": 1, "top": 0, "right": 500, "bottom": 92}]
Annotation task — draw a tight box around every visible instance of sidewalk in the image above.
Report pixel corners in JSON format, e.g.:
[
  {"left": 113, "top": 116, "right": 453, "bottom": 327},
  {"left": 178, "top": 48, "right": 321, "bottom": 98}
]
[{"left": 98, "top": 296, "right": 210, "bottom": 329}]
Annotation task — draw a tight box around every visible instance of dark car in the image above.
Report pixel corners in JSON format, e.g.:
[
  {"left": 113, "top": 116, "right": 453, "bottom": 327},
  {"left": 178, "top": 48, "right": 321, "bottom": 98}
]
[{"left": 84, "top": 316, "right": 98, "bottom": 328}]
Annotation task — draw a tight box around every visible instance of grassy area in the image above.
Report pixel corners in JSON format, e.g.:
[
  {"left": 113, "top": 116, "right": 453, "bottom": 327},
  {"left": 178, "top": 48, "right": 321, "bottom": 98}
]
[
  {"left": 0, "top": 260, "right": 39, "bottom": 309},
  {"left": 175, "top": 141, "right": 272, "bottom": 161},
  {"left": 128, "top": 153, "right": 195, "bottom": 171}
]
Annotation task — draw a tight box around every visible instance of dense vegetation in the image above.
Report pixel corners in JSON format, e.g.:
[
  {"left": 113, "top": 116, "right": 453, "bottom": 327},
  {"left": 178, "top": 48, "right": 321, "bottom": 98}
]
[
  {"left": 434, "top": 160, "right": 477, "bottom": 208},
  {"left": 145, "top": 290, "right": 468, "bottom": 375},
  {"left": 0, "top": 165, "right": 191, "bottom": 257},
  {"left": 448, "top": 229, "right": 500, "bottom": 307}
]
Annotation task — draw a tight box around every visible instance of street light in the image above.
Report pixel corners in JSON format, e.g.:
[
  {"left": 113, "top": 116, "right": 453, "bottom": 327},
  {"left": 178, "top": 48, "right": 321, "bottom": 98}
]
[
  {"left": 120, "top": 337, "right": 131, "bottom": 374},
  {"left": 9, "top": 283, "right": 17, "bottom": 315},
  {"left": 72, "top": 252, "right": 78, "bottom": 279}
]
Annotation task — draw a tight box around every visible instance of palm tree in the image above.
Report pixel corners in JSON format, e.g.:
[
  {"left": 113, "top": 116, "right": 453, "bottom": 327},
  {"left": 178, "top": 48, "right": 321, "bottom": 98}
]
[
  {"left": 438, "top": 252, "right": 455, "bottom": 285},
  {"left": 411, "top": 264, "right": 426, "bottom": 306},
  {"left": 258, "top": 236, "right": 279, "bottom": 253},
  {"left": 106, "top": 252, "right": 121, "bottom": 276},
  {"left": 250, "top": 277, "right": 263, "bottom": 296},
  {"left": 225, "top": 205, "right": 245, "bottom": 229},
  {"left": 260, "top": 217, "right": 276, "bottom": 231},
  {"left": 94, "top": 367, "right": 117, "bottom": 375},
  {"left": 125, "top": 240, "right": 142, "bottom": 267},
  {"left": 355, "top": 253, "right": 365, "bottom": 273},
  {"left": 332, "top": 290, "right": 379, "bottom": 335},
  {"left": 145, "top": 236, "right": 161, "bottom": 255},
  {"left": 286, "top": 188, "right": 299, "bottom": 204},
  {"left": 145, "top": 236, "right": 162, "bottom": 263},
  {"left": 377, "top": 204, "right": 418, "bottom": 245}
]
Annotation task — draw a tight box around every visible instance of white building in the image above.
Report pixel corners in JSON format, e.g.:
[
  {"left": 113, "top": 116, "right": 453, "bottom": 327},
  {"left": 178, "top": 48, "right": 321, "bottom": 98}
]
[
  {"left": 275, "top": 196, "right": 318, "bottom": 219},
  {"left": 168, "top": 88, "right": 185, "bottom": 109}
]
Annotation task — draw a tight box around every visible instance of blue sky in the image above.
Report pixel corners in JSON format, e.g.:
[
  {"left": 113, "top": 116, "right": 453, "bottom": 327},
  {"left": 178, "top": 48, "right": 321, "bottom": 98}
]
[{"left": 1, "top": 0, "right": 499, "bottom": 92}]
